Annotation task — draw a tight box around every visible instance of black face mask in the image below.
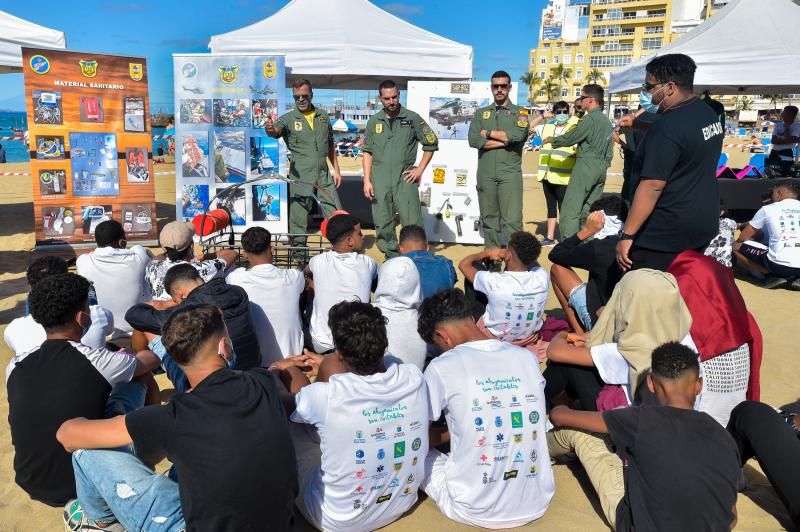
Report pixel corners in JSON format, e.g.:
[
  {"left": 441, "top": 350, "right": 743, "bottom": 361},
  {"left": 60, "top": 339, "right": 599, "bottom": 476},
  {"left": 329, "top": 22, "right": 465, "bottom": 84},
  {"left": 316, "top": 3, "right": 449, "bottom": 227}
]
[{"left": 576, "top": 109, "right": 585, "bottom": 117}]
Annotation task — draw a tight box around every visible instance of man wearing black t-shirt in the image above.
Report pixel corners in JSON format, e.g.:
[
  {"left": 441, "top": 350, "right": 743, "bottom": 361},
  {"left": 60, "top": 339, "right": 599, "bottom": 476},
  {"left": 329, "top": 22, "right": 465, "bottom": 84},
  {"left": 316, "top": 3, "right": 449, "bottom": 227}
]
[
  {"left": 57, "top": 304, "right": 297, "bottom": 532},
  {"left": 616, "top": 54, "right": 723, "bottom": 272},
  {"left": 548, "top": 342, "right": 740, "bottom": 531},
  {"left": 6, "top": 273, "right": 158, "bottom": 507}
]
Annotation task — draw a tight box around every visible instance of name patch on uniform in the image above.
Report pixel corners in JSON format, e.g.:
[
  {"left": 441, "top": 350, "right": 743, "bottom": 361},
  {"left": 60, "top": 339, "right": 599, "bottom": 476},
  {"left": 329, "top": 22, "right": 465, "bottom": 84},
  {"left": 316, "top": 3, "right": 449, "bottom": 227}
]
[
  {"left": 519, "top": 109, "right": 529, "bottom": 116},
  {"left": 294, "top": 121, "right": 303, "bottom": 131},
  {"left": 482, "top": 111, "right": 491, "bottom": 119},
  {"left": 375, "top": 123, "right": 383, "bottom": 134},
  {"left": 400, "top": 119, "right": 412, "bottom": 127}
]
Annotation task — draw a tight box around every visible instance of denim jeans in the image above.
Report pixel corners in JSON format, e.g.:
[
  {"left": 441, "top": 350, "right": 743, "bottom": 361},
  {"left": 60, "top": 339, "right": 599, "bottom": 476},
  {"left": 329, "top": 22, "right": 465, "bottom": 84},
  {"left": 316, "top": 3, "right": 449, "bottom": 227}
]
[
  {"left": 105, "top": 381, "right": 148, "bottom": 418},
  {"left": 149, "top": 337, "right": 190, "bottom": 394},
  {"left": 73, "top": 449, "right": 185, "bottom": 531}
]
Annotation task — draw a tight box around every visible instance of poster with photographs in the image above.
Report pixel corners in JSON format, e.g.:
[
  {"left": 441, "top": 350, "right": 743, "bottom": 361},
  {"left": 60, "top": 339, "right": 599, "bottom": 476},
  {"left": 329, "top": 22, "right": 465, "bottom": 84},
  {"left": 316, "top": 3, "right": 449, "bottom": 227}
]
[
  {"left": 79, "top": 96, "right": 104, "bottom": 123},
  {"left": 428, "top": 97, "right": 490, "bottom": 141},
  {"left": 121, "top": 203, "right": 154, "bottom": 235},
  {"left": 39, "top": 169, "right": 67, "bottom": 195},
  {"left": 408, "top": 81, "right": 507, "bottom": 244},
  {"left": 124, "top": 96, "right": 146, "bottom": 132},
  {"left": 181, "top": 132, "right": 209, "bottom": 177},
  {"left": 41, "top": 206, "right": 76, "bottom": 237},
  {"left": 173, "top": 53, "right": 288, "bottom": 235},
  {"left": 251, "top": 99, "right": 277, "bottom": 128},
  {"left": 213, "top": 185, "right": 247, "bottom": 226},
  {"left": 179, "top": 99, "right": 211, "bottom": 124},
  {"left": 180, "top": 183, "right": 210, "bottom": 221},
  {"left": 214, "top": 129, "right": 246, "bottom": 183},
  {"left": 32, "top": 90, "right": 63, "bottom": 125},
  {"left": 213, "top": 99, "right": 250, "bottom": 127},
  {"left": 251, "top": 184, "right": 281, "bottom": 221},
  {"left": 125, "top": 147, "right": 150, "bottom": 183},
  {"left": 69, "top": 132, "right": 120, "bottom": 196},
  {"left": 35, "top": 135, "right": 65, "bottom": 159},
  {"left": 23, "top": 47, "right": 156, "bottom": 247},
  {"left": 81, "top": 204, "right": 113, "bottom": 235}
]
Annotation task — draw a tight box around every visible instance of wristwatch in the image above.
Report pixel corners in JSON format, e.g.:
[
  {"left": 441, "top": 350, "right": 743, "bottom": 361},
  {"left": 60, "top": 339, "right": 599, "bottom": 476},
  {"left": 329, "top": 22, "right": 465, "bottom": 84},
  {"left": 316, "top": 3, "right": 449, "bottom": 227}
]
[
  {"left": 618, "top": 231, "right": 636, "bottom": 241},
  {"left": 484, "top": 129, "right": 492, "bottom": 140}
]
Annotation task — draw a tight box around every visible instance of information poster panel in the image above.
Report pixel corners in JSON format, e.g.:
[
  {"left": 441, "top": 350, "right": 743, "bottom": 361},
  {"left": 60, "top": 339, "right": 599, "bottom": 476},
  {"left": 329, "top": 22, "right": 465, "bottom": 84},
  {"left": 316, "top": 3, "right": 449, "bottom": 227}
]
[
  {"left": 408, "top": 81, "right": 516, "bottom": 245},
  {"left": 22, "top": 47, "right": 156, "bottom": 246},
  {"left": 173, "top": 54, "right": 288, "bottom": 235}
]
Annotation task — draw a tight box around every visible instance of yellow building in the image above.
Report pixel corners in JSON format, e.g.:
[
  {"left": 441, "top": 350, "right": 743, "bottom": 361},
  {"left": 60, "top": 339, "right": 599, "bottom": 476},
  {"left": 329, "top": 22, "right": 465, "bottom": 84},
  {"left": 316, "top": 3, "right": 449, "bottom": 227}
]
[{"left": 528, "top": 0, "right": 709, "bottom": 112}]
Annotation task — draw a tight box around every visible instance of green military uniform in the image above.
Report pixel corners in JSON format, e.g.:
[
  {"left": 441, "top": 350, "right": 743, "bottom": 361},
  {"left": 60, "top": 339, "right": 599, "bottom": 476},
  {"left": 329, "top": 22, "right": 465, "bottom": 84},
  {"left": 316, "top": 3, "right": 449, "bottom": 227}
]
[
  {"left": 363, "top": 106, "right": 438, "bottom": 258},
  {"left": 551, "top": 107, "right": 613, "bottom": 240},
  {"left": 468, "top": 102, "right": 530, "bottom": 249},
  {"left": 273, "top": 107, "right": 341, "bottom": 241}
]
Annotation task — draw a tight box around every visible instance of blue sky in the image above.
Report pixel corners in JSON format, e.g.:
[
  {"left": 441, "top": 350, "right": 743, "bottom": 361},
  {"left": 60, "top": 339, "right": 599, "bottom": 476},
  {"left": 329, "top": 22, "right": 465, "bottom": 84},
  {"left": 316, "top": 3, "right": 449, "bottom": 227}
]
[{"left": 0, "top": 0, "right": 547, "bottom": 112}]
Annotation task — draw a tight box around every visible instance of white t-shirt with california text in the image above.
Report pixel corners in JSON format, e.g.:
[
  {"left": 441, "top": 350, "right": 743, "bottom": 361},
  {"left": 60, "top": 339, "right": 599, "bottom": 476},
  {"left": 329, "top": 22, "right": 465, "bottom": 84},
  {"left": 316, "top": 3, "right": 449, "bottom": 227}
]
[
  {"left": 749, "top": 198, "right": 800, "bottom": 267},
  {"left": 291, "top": 364, "right": 429, "bottom": 532},
  {"left": 424, "top": 339, "right": 555, "bottom": 528},
  {"left": 309, "top": 251, "right": 378, "bottom": 352},
  {"left": 473, "top": 268, "right": 550, "bottom": 341}
]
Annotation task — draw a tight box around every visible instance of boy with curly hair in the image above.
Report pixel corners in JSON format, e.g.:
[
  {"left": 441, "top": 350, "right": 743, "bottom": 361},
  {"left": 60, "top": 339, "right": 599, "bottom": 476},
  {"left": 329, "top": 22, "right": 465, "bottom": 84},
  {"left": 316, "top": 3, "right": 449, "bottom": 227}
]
[{"left": 270, "top": 301, "right": 429, "bottom": 531}]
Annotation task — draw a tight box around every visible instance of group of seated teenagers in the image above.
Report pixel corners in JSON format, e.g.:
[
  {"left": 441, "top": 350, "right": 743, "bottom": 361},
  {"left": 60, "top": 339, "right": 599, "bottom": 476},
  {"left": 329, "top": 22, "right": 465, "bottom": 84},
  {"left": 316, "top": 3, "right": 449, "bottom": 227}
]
[{"left": 4, "top": 207, "right": 800, "bottom": 531}]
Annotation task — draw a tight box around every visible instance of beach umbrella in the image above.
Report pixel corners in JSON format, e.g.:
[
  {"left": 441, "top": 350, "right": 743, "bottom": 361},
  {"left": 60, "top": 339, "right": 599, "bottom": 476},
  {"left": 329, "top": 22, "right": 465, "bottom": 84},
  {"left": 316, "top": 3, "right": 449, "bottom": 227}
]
[{"left": 331, "top": 119, "right": 350, "bottom": 132}]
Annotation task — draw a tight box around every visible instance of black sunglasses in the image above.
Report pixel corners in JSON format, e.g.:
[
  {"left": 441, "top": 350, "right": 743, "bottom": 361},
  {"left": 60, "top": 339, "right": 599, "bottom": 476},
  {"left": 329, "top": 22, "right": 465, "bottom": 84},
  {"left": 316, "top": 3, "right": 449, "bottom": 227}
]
[
  {"left": 293, "top": 94, "right": 311, "bottom": 101},
  {"left": 641, "top": 80, "right": 667, "bottom": 91},
  {"left": 491, "top": 83, "right": 510, "bottom": 90}
]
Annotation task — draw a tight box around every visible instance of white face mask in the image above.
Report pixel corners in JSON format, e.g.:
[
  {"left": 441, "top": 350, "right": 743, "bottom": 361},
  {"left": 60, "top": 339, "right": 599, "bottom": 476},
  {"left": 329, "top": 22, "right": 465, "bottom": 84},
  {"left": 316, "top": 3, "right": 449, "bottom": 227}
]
[{"left": 555, "top": 113, "right": 569, "bottom": 125}]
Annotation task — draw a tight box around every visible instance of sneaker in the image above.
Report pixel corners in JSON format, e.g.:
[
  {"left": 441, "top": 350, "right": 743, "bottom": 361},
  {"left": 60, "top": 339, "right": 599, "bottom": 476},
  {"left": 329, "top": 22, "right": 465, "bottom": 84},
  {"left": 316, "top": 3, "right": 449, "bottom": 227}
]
[
  {"left": 790, "top": 278, "right": 800, "bottom": 291},
  {"left": 779, "top": 411, "right": 800, "bottom": 438},
  {"left": 541, "top": 238, "right": 557, "bottom": 246},
  {"left": 760, "top": 276, "right": 789, "bottom": 289},
  {"left": 63, "top": 500, "right": 125, "bottom": 532}
]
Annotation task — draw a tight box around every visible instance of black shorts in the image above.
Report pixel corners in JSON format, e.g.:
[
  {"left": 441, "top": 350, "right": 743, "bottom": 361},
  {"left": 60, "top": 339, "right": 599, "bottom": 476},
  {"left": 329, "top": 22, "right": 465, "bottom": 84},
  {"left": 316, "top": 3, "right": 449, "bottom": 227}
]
[{"left": 738, "top": 243, "right": 800, "bottom": 278}]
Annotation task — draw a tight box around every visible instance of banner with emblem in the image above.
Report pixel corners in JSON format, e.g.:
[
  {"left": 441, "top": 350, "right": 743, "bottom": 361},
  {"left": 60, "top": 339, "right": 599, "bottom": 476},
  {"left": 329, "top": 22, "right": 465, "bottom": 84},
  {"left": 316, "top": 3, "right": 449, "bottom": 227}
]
[
  {"left": 408, "top": 81, "right": 517, "bottom": 244},
  {"left": 21, "top": 47, "right": 156, "bottom": 248},
  {"left": 172, "top": 53, "right": 288, "bottom": 235}
]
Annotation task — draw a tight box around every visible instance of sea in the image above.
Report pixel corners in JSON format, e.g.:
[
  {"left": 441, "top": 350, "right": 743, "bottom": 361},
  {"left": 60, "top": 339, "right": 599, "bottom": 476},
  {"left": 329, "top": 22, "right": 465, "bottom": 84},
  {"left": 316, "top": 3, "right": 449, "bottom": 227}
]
[
  {"left": 0, "top": 112, "right": 171, "bottom": 163},
  {"left": 0, "top": 112, "right": 28, "bottom": 163}
]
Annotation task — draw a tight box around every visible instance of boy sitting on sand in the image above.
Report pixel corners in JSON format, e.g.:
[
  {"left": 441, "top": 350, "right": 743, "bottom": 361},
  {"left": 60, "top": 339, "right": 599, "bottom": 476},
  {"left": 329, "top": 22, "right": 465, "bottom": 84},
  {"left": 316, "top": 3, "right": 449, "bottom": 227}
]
[
  {"left": 548, "top": 342, "right": 740, "bottom": 530},
  {"left": 306, "top": 214, "right": 378, "bottom": 353},
  {"left": 458, "top": 231, "right": 549, "bottom": 356},
  {"left": 417, "top": 289, "right": 555, "bottom": 528},
  {"left": 271, "top": 301, "right": 429, "bottom": 532},
  {"left": 57, "top": 304, "right": 298, "bottom": 532}
]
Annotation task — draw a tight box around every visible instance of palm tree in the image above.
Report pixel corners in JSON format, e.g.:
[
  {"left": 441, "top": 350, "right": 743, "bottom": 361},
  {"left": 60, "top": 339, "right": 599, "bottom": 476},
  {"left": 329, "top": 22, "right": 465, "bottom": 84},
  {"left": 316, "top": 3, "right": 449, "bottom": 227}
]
[
  {"left": 541, "top": 77, "right": 559, "bottom": 104},
  {"left": 586, "top": 68, "right": 606, "bottom": 85},
  {"left": 761, "top": 94, "right": 781, "bottom": 111},
  {"left": 519, "top": 71, "right": 539, "bottom": 107},
  {"left": 736, "top": 96, "right": 753, "bottom": 111},
  {"left": 550, "top": 64, "right": 572, "bottom": 100}
]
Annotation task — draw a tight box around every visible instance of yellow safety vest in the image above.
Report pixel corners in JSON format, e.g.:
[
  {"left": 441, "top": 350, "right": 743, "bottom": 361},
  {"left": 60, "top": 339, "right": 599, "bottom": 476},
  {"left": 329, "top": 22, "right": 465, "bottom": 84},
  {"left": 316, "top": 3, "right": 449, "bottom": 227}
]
[{"left": 537, "top": 118, "right": 578, "bottom": 185}]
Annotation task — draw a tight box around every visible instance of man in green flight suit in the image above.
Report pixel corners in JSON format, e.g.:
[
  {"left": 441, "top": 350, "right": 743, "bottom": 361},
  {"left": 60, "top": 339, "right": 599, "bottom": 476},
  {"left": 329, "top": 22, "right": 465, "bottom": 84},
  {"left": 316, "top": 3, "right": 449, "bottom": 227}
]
[
  {"left": 468, "top": 70, "right": 531, "bottom": 249},
  {"left": 543, "top": 83, "right": 613, "bottom": 241},
  {"left": 363, "top": 79, "right": 438, "bottom": 259},
  {"left": 265, "top": 79, "right": 342, "bottom": 246}
]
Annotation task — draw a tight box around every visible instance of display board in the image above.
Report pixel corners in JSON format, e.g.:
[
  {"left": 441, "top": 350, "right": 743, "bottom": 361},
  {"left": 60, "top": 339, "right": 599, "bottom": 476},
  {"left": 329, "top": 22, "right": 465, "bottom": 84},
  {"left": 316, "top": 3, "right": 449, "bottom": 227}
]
[
  {"left": 172, "top": 54, "right": 288, "bottom": 235},
  {"left": 408, "top": 81, "right": 516, "bottom": 245},
  {"left": 22, "top": 47, "right": 156, "bottom": 247}
]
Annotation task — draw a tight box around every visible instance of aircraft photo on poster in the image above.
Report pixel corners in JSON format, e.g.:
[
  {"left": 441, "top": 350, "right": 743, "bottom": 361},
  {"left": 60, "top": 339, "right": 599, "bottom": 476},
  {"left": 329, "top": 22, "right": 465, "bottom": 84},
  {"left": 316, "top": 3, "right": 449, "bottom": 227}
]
[{"left": 428, "top": 97, "right": 490, "bottom": 140}]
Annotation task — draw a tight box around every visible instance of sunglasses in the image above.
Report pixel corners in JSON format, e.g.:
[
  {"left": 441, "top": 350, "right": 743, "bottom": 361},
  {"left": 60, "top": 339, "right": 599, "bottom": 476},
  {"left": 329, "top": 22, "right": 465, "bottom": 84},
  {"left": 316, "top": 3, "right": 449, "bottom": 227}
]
[
  {"left": 293, "top": 94, "right": 311, "bottom": 101},
  {"left": 641, "top": 81, "right": 666, "bottom": 91},
  {"left": 491, "top": 83, "right": 510, "bottom": 90}
]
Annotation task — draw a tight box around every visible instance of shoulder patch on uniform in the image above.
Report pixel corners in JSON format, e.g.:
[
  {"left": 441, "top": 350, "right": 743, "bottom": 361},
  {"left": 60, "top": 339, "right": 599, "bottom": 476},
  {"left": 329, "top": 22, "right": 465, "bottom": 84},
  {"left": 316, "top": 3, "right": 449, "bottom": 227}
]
[
  {"left": 519, "top": 109, "right": 529, "bottom": 116},
  {"left": 517, "top": 120, "right": 528, "bottom": 128},
  {"left": 482, "top": 111, "right": 491, "bottom": 119},
  {"left": 425, "top": 133, "right": 437, "bottom": 144}
]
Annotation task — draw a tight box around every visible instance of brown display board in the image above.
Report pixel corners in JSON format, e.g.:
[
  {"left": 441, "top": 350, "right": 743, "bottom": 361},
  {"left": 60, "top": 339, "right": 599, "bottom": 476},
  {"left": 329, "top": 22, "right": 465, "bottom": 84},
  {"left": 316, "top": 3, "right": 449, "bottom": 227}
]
[{"left": 22, "top": 47, "right": 156, "bottom": 247}]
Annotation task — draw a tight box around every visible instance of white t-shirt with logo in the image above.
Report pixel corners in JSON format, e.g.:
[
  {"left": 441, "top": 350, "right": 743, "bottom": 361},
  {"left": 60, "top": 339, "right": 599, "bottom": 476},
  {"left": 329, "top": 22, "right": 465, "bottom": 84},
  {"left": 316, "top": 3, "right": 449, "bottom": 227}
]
[
  {"left": 76, "top": 245, "right": 152, "bottom": 336},
  {"left": 424, "top": 339, "right": 555, "bottom": 528},
  {"left": 473, "top": 268, "right": 550, "bottom": 341},
  {"left": 226, "top": 264, "right": 305, "bottom": 364},
  {"left": 291, "top": 364, "right": 429, "bottom": 532},
  {"left": 749, "top": 198, "right": 800, "bottom": 267},
  {"left": 309, "top": 251, "right": 378, "bottom": 352},
  {"left": 772, "top": 122, "right": 800, "bottom": 153}
]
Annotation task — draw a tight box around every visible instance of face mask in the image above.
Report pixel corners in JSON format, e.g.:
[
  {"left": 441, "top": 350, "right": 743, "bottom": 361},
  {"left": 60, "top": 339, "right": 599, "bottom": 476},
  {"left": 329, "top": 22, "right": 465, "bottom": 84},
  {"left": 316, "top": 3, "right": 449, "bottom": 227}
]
[
  {"left": 555, "top": 113, "right": 569, "bottom": 125},
  {"left": 639, "top": 84, "right": 667, "bottom": 113}
]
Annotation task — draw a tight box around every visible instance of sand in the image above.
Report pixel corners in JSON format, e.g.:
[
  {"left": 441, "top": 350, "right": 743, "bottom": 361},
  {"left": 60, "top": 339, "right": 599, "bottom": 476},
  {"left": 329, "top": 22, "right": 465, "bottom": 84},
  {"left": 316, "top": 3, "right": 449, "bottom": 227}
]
[{"left": 0, "top": 144, "right": 796, "bottom": 531}]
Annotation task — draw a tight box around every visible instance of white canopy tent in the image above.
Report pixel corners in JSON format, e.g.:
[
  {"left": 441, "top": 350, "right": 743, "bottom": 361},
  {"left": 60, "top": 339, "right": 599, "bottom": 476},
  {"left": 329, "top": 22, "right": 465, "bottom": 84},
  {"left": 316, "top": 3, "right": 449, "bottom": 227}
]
[
  {"left": 609, "top": 0, "right": 800, "bottom": 95},
  {"left": 209, "top": 0, "right": 472, "bottom": 89},
  {"left": 0, "top": 10, "right": 66, "bottom": 73}
]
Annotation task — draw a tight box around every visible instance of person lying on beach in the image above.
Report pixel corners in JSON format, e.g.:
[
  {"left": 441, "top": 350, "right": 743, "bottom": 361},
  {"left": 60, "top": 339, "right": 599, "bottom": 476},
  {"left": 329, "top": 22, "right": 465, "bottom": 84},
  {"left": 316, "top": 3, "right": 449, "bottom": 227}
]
[
  {"left": 57, "top": 304, "right": 298, "bottom": 532},
  {"left": 548, "top": 341, "right": 741, "bottom": 531}
]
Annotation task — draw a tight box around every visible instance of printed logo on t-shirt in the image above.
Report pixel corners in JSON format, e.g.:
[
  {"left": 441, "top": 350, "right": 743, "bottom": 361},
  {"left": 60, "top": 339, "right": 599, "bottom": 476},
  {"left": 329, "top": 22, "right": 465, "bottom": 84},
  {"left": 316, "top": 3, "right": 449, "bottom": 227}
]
[
  {"left": 525, "top": 393, "right": 537, "bottom": 403},
  {"left": 494, "top": 455, "right": 508, "bottom": 462},
  {"left": 527, "top": 465, "right": 539, "bottom": 478},
  {"left": 513, "top": 451, "right": 524, "bottom": 463},
  {"left": 394, "top": 441, "right": 406, "bottom": 458},
  {"left": 494, "top": 416, "right": 503, "bottom": 427},
  {"left": 412, "top": 437, "right": 422, "bottom": 451},
  {"left": 475, "top": 435, "right": 488, "bottom": 448},
  {"left": 530, "top": 449, "right": 538, "bottom": 462},
  {"left": 529, "top": 411, "right": 540, "bottom": 424},
  {"left": 478, "top": 454, "right": 490, "bottom": 466},
  {"left": 472, "top": 398, "right": 483, "bottom": 411},
  {"left": 371, "top": 428, "right": 387, "bottom": 441},
  {"left": 394, "top": 426, "right": 406, "bottom": 438},
  {"left": 410, "top": 421, "right": 422, "bottom": 431},
  {"left": 475, "top": 417, "right": 485, "bottom": 432},
  {"left": 511, "top": 411, "right": 523, "bottom": 428},
  {"left": 393, "top": 461, "right": 403, "bottom": 471},
  {"left": 702, "top": 121, "right": 723, "bottom": 141},
  {"left": 482, "top": 472, "right": 496, "bottom": 484},
  {"left": 513, "top": 433, "right": 523, "bottom": 443},
  {"left": 412, "top": 456, "right": 418, "bottom": 466},
  {"left": 354, "top": 430, "right": 366, "bottom": 444},
  {"left": 353, "top": 469, "right": 367, "bottom": 479},
  {"left": 532, "top": 430, "right": 538, "bottom": 440},
  {"left": 389, "top": 478, "right": 400, "bottom": 487},
  {"left": 504, "top": 470, "right": 519, "bottom": 480},
  {"left": 355, "top": 449, "right": 366, "bottom": 464},
  {"left": 377, "top": 494, "right": 392, "bottom": 504},
  {"left": 406, "top": 473, "right": 415, "bottom": 484},
  {"left": 487, "top": 395, "right": 503, "bottom": 409},
  {"left": 377, "top": 448, "right": 386, "bottom": 460}
]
